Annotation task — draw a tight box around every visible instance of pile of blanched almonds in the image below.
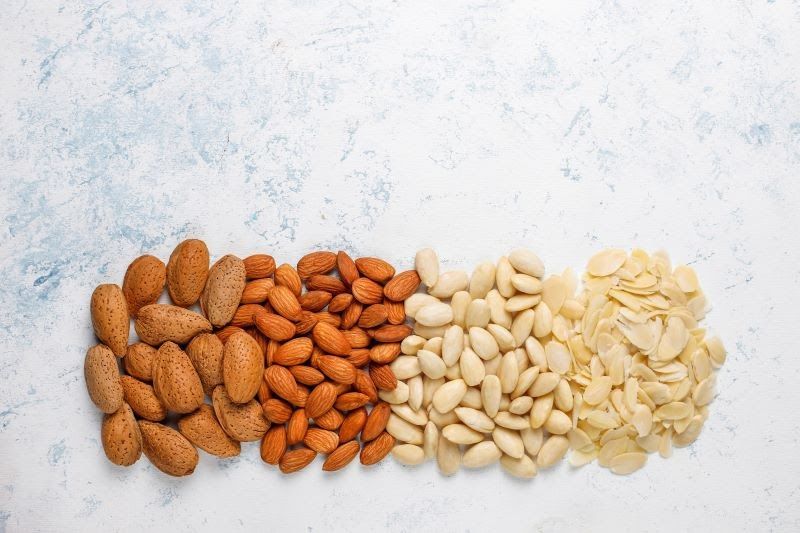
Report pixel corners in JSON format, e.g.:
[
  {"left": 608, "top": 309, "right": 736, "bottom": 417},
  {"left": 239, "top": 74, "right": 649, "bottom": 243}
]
[{"left": 386, "top": 248, "right": 726, "bottom": 477}]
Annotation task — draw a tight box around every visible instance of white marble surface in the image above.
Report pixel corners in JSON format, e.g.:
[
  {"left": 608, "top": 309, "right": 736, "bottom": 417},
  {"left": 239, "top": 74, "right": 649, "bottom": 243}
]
[{"left": 1, "top": 1, "right": 799, "bottom": 531}]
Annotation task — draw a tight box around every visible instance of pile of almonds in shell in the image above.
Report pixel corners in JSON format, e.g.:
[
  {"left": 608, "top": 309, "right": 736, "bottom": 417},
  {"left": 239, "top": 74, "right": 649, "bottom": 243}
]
[{"left": 86, "top": 239, "right": 420, "bottom": 476}]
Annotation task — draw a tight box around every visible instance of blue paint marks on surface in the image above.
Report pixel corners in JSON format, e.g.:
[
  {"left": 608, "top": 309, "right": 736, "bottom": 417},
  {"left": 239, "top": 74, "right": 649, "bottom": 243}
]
[
  {"left": 744, "top": 123, "right": 772, "bottom": 146},
  {"left": 159, "top": 487, "right": 177, "bottom": 507},
  {"left": 0, "top": 510, "right": 11, "bottom": 533},
  {"left": 48, "top": 439, "right": 67, "bottom": 465}
]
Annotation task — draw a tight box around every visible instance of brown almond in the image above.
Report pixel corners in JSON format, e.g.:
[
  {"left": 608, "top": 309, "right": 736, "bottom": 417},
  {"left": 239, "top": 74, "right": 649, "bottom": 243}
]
[
  {"left": 351, "top": 278, "right": 383, "bottom": 304},
  {"left": 254, "top": 312, "right": 296, "bottom": 341},
  {"left": 289, "top": 365, "right": 325, "bottom": 386},
  {"left": 361, "top": 402, "right": 391, "bottom": 442},
  {"left": 328, "top": 293, "right": 353, "bottom": 313},
  {"left": 230, "top": 303, "right": 266, "bottom": 328},
  {"left": 306, "top": 275, "right": 346, "bottom": 295},
  {"left": 317, "top": 356, "right": 357, "bottom": 384},
  {"left": 178, "top": 404, "right": 240, "bottom": 458},
  {"left": 299, "top": 290, "right": 333, "bottom": 312},
  {"left": 303, "top": 428, "right": 339, "bottom": 454},
  {"left": 339, "top": 407, "right": 368, "bottom": 443},
  {"left": 341, "top": 301, "right": 363, "bottom": 329},
  {"left": 384, "top": 298, "right": 406, "bottom": 325},
  {"left": 138, "top": 420, "right": 199, "bottom": 476},
  {"left": 291, "top": 385, "right": 309, "bottom": 407},
  {"left": 286, "top": 409, "right": 309, "bottom": 445},
  {"left": 85, "top": 344, "right": 124, "bottom": 414},
  {"left": 274, "top": 263, "right": 302, "bottom": 296},
  {"left": 353, "top": 370, "right": 379, "bottom": 403},
  {"left": 314, "top": 408, "right": 343, "bottom": 430},
  {"left": 279, "top": 447, "right": 317, "bottom": 473},
  {"left": 262, "top": 398, "right": 293, "bottom": 423},
  {"left": 223, "top": 331, "right": 264, "bottom": 404},
  {"left": 312, "top": 322, "right": 351, "bottom": 356},
  {"left": 257, "top": 378, "right": 272, "bottom": 403},
  {"left": 202, "top": 255, "right": 247, "bottom": 328},
  {"left": 360, "top": 431, "right": 394, "bottom": 465},
  {"left": 342, "top": 327, "right": 371, "bottom": 348},
  {"left": 355, "top": 257, "right": 395, "bottom": 284},
  {"left": 264, "top": 365, "right": 299, "bottom": 401},
  {"left": 185, "top": 333, "right": 224, "bottom": 396},
  {"left": 369, "top": 343, "right": 401, "bottom": 364},
  {"left": 268, "top": 285, "right": 302, "bottom": 321},
  {"left": 212, "top": 386, "right": 269, "bottom": 441},
  {"left": 369, "top": 364, "right": 398, "bottom": 391},
  {"left": 121, "top": 375, "right": 166, "bottom": 421},
  {"left": 260, "top": 425, "right": 287, "bottom": 464},
  {"left": 101, "top": 403, "right": 142, "bottom": 466},
  {"left": 297, "top": 251, "right": 337, "bottom": 279},
  {"left": 305, "top": 381, "right": 338, "bottom": 419},
  {"left": 166, "top": 239, "right": 209, "bottom": 307},
  {"left": 240, "top": 278, "right": 274, "bottom": 304},
  {"left": 323, "top": 441, "right": 360, "bottom": 471},
  {"left": 90, "top": 284, "right": 129, "bottom": 356},
  {"left": 124, "top": 342, "right": 157, "bottom": 382},
  {"left": 266, "top": 339, "right": 280, "bottom": 365},
  {"left": 336, "top": 251, "right": 359, "bottom": 287},
  {"left": 152, "top": 342, "right": 204, "bottom": 414},
  {"left": 272, "top": 337, "right": 313, "bottom": 366},
  {"left": 334, "top": 392, "right": 369, "bottom": 411},
  {"left": 243, "top": 254, "right": 276, "bottom": 279},
  {"left": 135, "top": 304, "right": 212, "bottom": 346},
  {"left": 314, "top": 311, "right": 341, "bottom": 328},
  {"left": 122, "top": 255, "right": 166, "bottom": 317},
  {"left": 216, "top": 325, "right": 244, "bottom": 345},
  {"left": 358, "top": 304, "right": 388, "bottom": 328},
  {"left": 346, "top": 349, "right": 371, "bottom": 368},
  {"left": 383, "top": 270, "right": 421, "bottom": 301},
  {"left": 373, "top": 324, "right": 413, "bottom": 343}
]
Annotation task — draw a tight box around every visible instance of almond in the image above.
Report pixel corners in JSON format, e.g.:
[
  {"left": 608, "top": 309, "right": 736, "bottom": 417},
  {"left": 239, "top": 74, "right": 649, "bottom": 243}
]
[
  {"left": 84, "top": 344, "right": 124, "bottom": 414},
  {"left": 328, "top": 293, "right": 353, "bottom": 313},
  {"left": 260, "top": 425, "right": 287, "bottom": 464},
  {"left": 369, "top": 343, "right": 401, "bottom": 364},
  {"left": 262, "top": 398, "right": 293, "bottom": 423},
  {"left": 303, "top": 428, "right": 339, "bottom": 454},
  {"left": 223, "top": 331, "right": 264, "bottom": 403},
  {"left": 384, "top": 298, "right": 406, "bottom": 324},
  {"left": 166, "top": 239, "right": 209, "bottom": 307},
  {"left": 297, "top": 251, "right": 337, "bottom": 279},
  {"left": 339, "top": 407, "right": 368, "bottom": 442},
  {"left": 373, "top": 324, "right": 413, "bottom": 343},
  {"left": 230, "top": 303, "right": 266, "bottom": 328},
  {"left": 138, "top": 420, "right": 199, "bottom": 476},
  {"left": 312, "top": 322, "right": 351, "bottom": 356},
  {"left": 121, "top": 375, "right": 166, "bottom": 421},
  {"left": 257, "top": 378, "right": 272, "bottom": 403},
  {"left": 90, "top": 284, "right": 129, "bottom": 356},
  {"left": 178, "top": 404, "right": 240, "bottom": 458},
  {"left": 289, "top": 365, "right": 325, "bottom": 386},
  {"left": 314, "top": 408, "right": 344, "bottom": 430},
  {"left": 369, "top": 364, "right": 398, "bottom": 391},
  {"left": 351, "top": 277, "right": 383, "bottom": 304},
  {"left": 243, "top": 254, "right": 276, "bottom": 279},
  {"left": 135, "top": 304, "right": 212, "bottom": 346},
  {"left": 289, "top": 384, "right": 309, "bottom": 407},
  {"left": 383, "top": 270, "right": 421, "bottom": 301},
  {"left": 341, "top": 301, "right": 363, "bottom": 329},
  {"left": 336, "top": 251, "right": 359, "bottom": 287},
  {"left": 353, "top": 370, "right": 379, "bottom": 403},
  {"left": 254, "top": 312, "right": 296, "bottom": 341},
  {"left": 361, "top": 402, "right": 391, "bottom": 441},
  {"left": 323, "top": 441, "right": 360, "bottom": 471},
  {"left": 317, "top": 356, "right": 357, "bottom": 384},
  {"left": 122, "top": 255, "right": 166, "bottom": 317},
  {"left": 216, "top": 325, "right": 244, "bottom": 344},
  {"left": 299, "top": 290, "right": 333, "bottom": 311},
  {"left": 268, "top": 285, "right": 302, "bottom": 321},
  {"left": 305, "top": 382, "right": 338, "bottom": 418},
  {"left": 358, "top": 304, "right": 388, "bottom": 328},
  {"left": 341, "top": 328, "right": 370, "bottom": 349},
  {"left": 272, "top": 337, "right": 313, "bottom": 366},
  {"left": 347, "top": 349, "right": 371, "bottom": 368},
  {"left": 212, "top": 386, "right": 269, "bottom": 441},
  {"left": 279, "top": 447, "right": 317, "bottom": 473},
  {"left": 355, "top": 257, "right": 395, "bottom": 284},
  {"left": 286, "top": 408, "right": 309, "bottom": 445},
  {"left": 306, "top": 275, "right": 346, "bottom": 294},
  {"left": 360, "top": 431, "right": 394, "bottom": 465},
  {"left": 264, "top": 365, "right": 299, "bottom": 401},
  {"left": 185, "top": 333, "right": 224, "bottom": 396},
  {"left": 274, "top": 263, "right": 302, "bottom": 296},
  {"left": 202, "top": 255, "right": 247, "bottom": 327},
  {"left": 152, "top": 342, "right": 204, "bottom": 414},
  {"left": 124, "top": 342, "right": 157, "bottom": 382},
  {"left": 314, "top": 311, "right": 341, "bottom": 328},
  {"left": 334, "top": 392, "right": 370, "bottom": 411},
  {"left": 101, "top": 403, "right": 142, "bottom": 466},
  {"left": 295, "top": 311, "right": 318, "bottom": 335},
  {"left": 240, "top": 278, "right": 274, "bottom": 304}
]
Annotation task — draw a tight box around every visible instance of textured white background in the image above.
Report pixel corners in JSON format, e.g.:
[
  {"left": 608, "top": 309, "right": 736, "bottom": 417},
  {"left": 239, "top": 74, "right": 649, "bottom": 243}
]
[{"left": 1, "top": 1, "right": 800, "bottom": 531}]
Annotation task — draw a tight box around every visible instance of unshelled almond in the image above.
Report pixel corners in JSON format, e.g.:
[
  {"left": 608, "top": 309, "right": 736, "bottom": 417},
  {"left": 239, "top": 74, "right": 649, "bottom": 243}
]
[
  {"left": 306, "top": 275, "right": 346, "bottom": 294},
  {"left": 303, "top": 428, "right": 339, "bottom": 454},
  {"left": 286, "top": 409, "right": 309, "bottom": 445},
  {"left": 240, "top": 278, "right": 274, "bottom": 304},
  {"left": 369, "top": 364, "right": 398, "bottom": 391},
  {"left": 166, "top": 239, "right": 209, "bottom": 307},
  {"left": 121, "top": 375, "right": 166, "bottom": 421},
  {"left": 373, "top": 324, "right": 412, "bottom": 343},
  {"left": 185, "top": 333, "right": 224, "bottom": 396},
  {"left": 135, "top": 304, "right": 212, "bottom": 346},
  {"left": 273, "top": 337, "right": 313, "bottom": 366},
  {"left": 152, "top": 342, "right": 204, "bottom": 414},
  {"left": 178, "top": 404, "right": 240, "bottom": 458},
  {"left": 314, "top": 408, "right": 344, "bottom": 430},
  {"left": 122, "top": 255, "right": 166, "bottom": 317},
  {"left": 139, "top": 420, "right": 198, "bottom": 477},
  {"left": 317, "top": 356, "right": 357, "bottom": 384},
  {"left": 202, "top": 255, "right": 247, "bottom": 327},
  {"left": 305, "top": 382, "right": 337, "bottom": 418},
  {"left": 336, "top": 251, "right": 359, "bottom": 287},
  {"left": 299, "top": 290, "right": 333, "bottom": 312},
  {"left": 101, "top": 403, "right": 142, "bottom": 466},
  {"left": 85, "top": 344, "right": 124, "bottom": 414},
  {"left": 254, "top": 312, "right": 296, "bottom": 341},
  {"left": 339, "top": 407, "right": 368, "bottom": 442},
  {"left": 90, "top": 284, "right": 129, "bottom": 356},
  {"left": 328, "top": 293, "right": 353, "bottom": 313},
  {"left": 361, "top": 402, "right": 391, "bottom": 442},
  {"left": 223, "top": 331, "right": 264, "bottom": 404},
  {"left": 264, "top": 365, "right": 299, "bottom": 401}
]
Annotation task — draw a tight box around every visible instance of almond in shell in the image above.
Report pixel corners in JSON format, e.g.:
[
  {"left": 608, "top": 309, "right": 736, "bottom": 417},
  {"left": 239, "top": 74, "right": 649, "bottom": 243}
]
[
  {"left": 135, "top": 304, "right": 212, "bottom": 346},
  {"left": 90, "top": 284, "right": 129, "bottom": 356},
  {"left": 139, "top": 420, "right": 199, "bottom": 477},
  {"left": 178, "top": 404, "right": 240, "bottom": 458},
  {"left": 202, "top": 255, "right": 247, "bottom": 328},
  {"left": 152, "top": 342, "right": 204, "bottom": 414},
  {"left": 85, "top": 344, "right": 124, "bottom": 414},
  {"left": 166, "top": 239, "right": 209, "bottom": 307},
  {"left": 101, "top": 403, "right": 142, "bottom": 466},
  {"left": 212, "top": 386, "right": 269, "bottom": 441},
  {"left": 121, "top": 375, "right": 166, "bottom": 421},
  {"left": 122, "top": 255, "right": 167, "bottom": 317},
  {"left": 223, "top": 331, "right": 264, "bottom": 404},
  {"left": 124, "top": 343, "right": 157, "bottom": 382},
  {"left": 185, "top": 333, "right": 224, "bottom": 396}
]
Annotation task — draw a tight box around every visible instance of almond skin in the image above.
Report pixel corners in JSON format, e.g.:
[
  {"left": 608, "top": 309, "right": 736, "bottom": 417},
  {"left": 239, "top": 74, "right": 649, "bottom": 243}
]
[
  {"left": 178, "top": 404, "right": 240, "bottom": 458},
  {"left": 243, "top": 254, "right": 276, "bottom": 279},
  {"left": 317, "top": 356, "right": 357, "bottom": 384},
  {"left": 272, "top": 337, "right": 313, "bottom": 366},
  {"left": 360, "top": 431, "right": 394, "bottom": 465},
  {"left": 101, "top": 403, "right": 142, "bottom": 466},
  {"left": 383, "top": 270, "right": 421, "bottom": 301},
  {"left": 297, "top": 251, "right": 337, "bottom": 279},
  {"left": 85, "top": 344, "right": 124, "bottom": 414},
  {"left": 338, "top": 407, "right": 367, "bottom": 442},
  {"left": 361, "top": 402, "right": 391, "bottom": 441},
  {"left": 306, "top": 275, "right": 346, "bottom": 294},
  {"left": 121, "top": 375, "right": 166, "bottom": 421},
  {"left": 267, "top": 285, "right": 302, "bottom": 321},
  {"left": 303, "top": 428, "right": 339, "bottom": 454},
  {"left": 135, "top": 304, "right": 212, "bottom": 346},
  {"left": 384, "top": 298, "right": 406, "bottom": 324},
  {"left": 354, "top": 370, "right": 379, "bottom": 402},
  {"left": 314, "top": 311, "right": 341, "bottom": 328},
  {"left": 122, "top": 255, "right": 167, "bottom": 317},
  {"left": 212, "top": 386, "right": 269, "bottom": 441},
  {"left": 202, "top": 255, "right": 247, "bottom": 328},
  {"left": 90, "top": 284, "right": 129, "bottom": 356},
  {"left": 373, "top": 324, "right": 413, "bottom": 343},
  {"left": 274, "top": 264, "right": 302, "bottom": 296},
  {"left": 328, "top": 293, "right": 353, "bottom": 313},
  {"left": 314, "top": 408, "right": 344, "bottom": 430},
  {"left": 185, "top": 333, "right": 224, "bottom": 396},
  {"left": 279, "top": 447, "right": 317, "bottom": 473},
  {"left": 369, "top": 364, "right": 398, "bottom": 391},
  {"left": 254, "top": 312, "right": 296, "bottom": 341},
  {"left": 264, "top": 366, "right": 299, "bottom": 401},
  {"left": 323, "top": 441, "right": 360, "bottom": 471},
  {"left": 289, "top": 365, "right": 325, "bottom": 386},
  {"left": 260, "top": 425, "right": 287, "bottom": 464},
  {"left": 295, "top": 311, "right": 319, "bottom": 335},
  {"left": 241, "top": 278, "right": 275, "bottom": 304},
  {"left": 342, "top": 328, "right": 371, "bottom": 348},
  {"left": 336, "top": 251, "right": 359, "bottom": 288},
  {"left": 341, "top": 302, "right": 363, "bottom": 329},
  {"left": 138, "top": 420, "right": 199, "bottom": 477},
  {"left": 369, "top": 343, "right": 401, "bottom": 364},
  {"left": 152, "top": 342, "right": 204, "bottom": 414},
  {"left": 335, "top": 392, "right": 370, "bottom": 411},
  {"left": 124, "top": 343, "right": 157, "bottom": 382},
  {"left": 286, "top": 408, "right": 309, "bottom": 445},
  {"left": 347, "top": 349, "right": 371, "bottom": 368},
  {"left": 355, "top": 257, "right": 395, "bottom": 284},
  {"left": 305, "top": 382, "right": 337, "bottom": 418},
  {"left": 358, "top": 304, "right": 388, "bottom": 328},
  {"left": 312, "top": 322, "right": 351, "bottom": 356},
  {"left": 166, "top": 239, "right": 209, "bottom": 307},
  {"left": 299, "top": 290, "right": 333, "bottom": 312},
  {"left": 223, "top": 331, "right": 264, "bottom": 404},
  {"left": 351, "top": 278, "right": 384, "bottom": 305},
  {"left": 230, "top": 304, "right": 267, "bottom": 328},
  {"left": 262, "top": 398, "right": 293, "bottom": 423}
]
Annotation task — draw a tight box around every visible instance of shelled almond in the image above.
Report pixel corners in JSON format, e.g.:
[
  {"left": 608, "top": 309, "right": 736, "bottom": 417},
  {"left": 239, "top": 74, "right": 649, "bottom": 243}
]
[{"left": 85, "top": 239, "right": 416, "bottom": 476}]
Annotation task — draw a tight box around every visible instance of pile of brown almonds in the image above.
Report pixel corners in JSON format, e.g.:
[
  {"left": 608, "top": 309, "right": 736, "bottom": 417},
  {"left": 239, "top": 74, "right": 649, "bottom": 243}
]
[{"left": 85, "top": 239, "right": 421, "bottom": 476}]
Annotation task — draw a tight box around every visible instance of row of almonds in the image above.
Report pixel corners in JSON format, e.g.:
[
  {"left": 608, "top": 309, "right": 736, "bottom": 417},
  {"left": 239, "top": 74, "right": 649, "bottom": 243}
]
[
  {"left": 86, "top": 240, "right": 421, "bottom": 476},
  {"left": 383, "top": 248, "right": 726, "bottom": 477}
]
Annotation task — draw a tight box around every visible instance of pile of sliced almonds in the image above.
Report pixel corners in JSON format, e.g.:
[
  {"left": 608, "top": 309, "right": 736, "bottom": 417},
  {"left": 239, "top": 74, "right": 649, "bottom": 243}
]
[{"left": 386, "top": 248, "right": 726, "bottom": 477}]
